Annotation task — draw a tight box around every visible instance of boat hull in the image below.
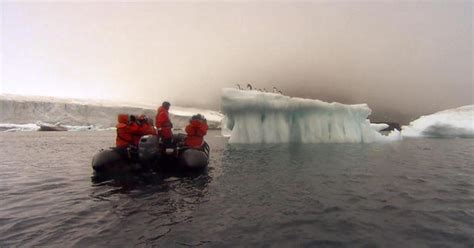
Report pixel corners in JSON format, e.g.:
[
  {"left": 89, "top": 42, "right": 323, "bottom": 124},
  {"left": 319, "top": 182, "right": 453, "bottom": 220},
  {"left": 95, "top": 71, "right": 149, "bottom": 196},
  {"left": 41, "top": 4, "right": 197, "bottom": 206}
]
[{"left": 91, "top": 134, "right": 210, "bottom": 176}]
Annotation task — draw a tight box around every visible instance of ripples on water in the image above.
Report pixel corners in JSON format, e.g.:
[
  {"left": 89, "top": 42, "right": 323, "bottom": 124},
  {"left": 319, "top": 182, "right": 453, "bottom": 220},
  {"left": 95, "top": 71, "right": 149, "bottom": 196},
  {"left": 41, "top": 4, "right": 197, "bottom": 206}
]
[{"left": 0, "top": 131, "right": 473, "bottom": 247}]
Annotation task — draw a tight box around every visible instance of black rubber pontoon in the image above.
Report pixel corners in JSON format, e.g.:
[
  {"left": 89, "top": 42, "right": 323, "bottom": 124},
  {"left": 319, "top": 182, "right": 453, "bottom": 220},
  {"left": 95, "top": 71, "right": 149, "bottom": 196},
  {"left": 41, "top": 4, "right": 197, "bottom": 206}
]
[{"left": 91, "top": 134, "right": 210, "bottom": 176}]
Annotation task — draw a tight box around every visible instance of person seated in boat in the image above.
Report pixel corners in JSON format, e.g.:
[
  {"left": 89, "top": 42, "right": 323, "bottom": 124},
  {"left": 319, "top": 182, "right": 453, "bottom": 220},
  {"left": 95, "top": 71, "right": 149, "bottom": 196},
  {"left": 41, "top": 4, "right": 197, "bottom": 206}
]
[
  {"left": 138, "top": 114, "right": 156, "bottom": 136},
  {"left": 116, "top": 114, "right": 143, "bottom": 157},
  {"left": 155, "top": 101, "right": 173, "bottom": 144},
  {"left": 184, "top": 114, "right": 208, "bottom": 148},
  {"left": 130, "top": 115, "right": 157, "bottom": 146}
]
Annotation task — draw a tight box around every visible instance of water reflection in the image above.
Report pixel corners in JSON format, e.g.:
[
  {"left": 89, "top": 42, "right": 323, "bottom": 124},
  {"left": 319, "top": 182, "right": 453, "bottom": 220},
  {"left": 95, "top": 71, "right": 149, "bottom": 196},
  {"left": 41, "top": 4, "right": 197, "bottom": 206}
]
[
  {"left": 84, "top": 170, "right": 213, "bottom": 246},
  {"left": 90, "top": 168, "right": 212, "bottom": 197},
  {"left": 81, "top": 131, "right": 229, "bottom": 246}
]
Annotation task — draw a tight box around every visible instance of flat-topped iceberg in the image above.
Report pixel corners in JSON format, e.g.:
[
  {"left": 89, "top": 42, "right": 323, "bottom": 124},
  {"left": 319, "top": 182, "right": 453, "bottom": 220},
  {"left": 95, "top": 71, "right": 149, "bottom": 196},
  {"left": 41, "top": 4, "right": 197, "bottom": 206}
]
[
  {"left": 221, "top": 88, "right": 400, "bottom": 143},
  {"left": 402, "top": 105, "right": 474, "bottom": 138}
]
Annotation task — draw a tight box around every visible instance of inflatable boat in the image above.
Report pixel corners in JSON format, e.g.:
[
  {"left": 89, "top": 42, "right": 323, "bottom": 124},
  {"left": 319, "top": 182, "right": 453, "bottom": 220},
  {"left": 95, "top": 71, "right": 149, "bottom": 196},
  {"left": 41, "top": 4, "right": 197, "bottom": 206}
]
[{"left": 92, "top": 133, "right": 210, "bottom": 176}]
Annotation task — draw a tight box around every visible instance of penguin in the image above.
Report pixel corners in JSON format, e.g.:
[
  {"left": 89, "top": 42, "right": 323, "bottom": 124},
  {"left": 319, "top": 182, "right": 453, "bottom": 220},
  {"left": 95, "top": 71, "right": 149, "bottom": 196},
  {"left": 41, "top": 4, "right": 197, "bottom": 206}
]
[
  {"left": 273, "top": 87, "right": 278, "bottom": 93},
  {"left": 236, "top": 84, "right": 242, "bottom": 90},
  {"left": 247, "top": 83, "right": 253, "bottom": 90}
]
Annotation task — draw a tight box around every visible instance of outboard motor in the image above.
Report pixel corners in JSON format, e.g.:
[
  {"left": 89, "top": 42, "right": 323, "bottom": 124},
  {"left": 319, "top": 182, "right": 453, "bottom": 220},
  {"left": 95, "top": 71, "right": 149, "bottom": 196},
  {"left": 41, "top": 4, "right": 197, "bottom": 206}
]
[{"left": 138, "top": 135, "right": 160, "bottom": 162}]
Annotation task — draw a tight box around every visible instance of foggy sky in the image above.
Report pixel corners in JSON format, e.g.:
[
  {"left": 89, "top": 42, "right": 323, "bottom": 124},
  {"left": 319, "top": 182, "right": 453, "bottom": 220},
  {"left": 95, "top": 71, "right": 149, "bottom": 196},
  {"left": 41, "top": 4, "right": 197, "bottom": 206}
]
[{"left": 1, "top": 1, "right": 473, "bottom": 123}]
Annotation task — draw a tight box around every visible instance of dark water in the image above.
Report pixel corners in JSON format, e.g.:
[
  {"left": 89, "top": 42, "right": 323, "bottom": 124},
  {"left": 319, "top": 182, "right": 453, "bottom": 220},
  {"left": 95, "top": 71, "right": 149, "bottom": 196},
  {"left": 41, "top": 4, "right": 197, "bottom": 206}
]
[{"left": 0, "top": 131, "right": 473, "bottom": 247}]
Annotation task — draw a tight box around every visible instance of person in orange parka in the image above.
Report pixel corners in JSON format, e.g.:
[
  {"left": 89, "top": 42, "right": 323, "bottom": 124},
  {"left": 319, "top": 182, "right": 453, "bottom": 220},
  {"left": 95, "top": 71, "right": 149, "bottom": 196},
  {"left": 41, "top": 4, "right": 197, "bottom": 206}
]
[
  {"left": 130, "top": 115, "right": 156, "bottom": 146},
  {"left": 155, "top": 101, "right": 173, "bottom": 143},
  {"left": 185, "top": 114, "right": 208, "bottom": 148},
  {"left": 138, "top": 115, "right": 156, "bottom": 136},
  {"left": 116, "top": 114, "right": 143, "bottom": 149}
]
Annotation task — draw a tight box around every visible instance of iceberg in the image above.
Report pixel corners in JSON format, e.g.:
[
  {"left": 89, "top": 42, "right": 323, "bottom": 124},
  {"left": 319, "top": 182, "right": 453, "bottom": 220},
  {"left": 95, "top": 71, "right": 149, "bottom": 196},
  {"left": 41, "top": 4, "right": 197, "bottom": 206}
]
[
  {"left": 221, "top": 88, "right": 400, "bottom": 143},
  {"left": 370, "top": 123, "right": 390, "bottom": 132},
  {"left": 402, "top": 105, "right": 474, "bottom": 138}
]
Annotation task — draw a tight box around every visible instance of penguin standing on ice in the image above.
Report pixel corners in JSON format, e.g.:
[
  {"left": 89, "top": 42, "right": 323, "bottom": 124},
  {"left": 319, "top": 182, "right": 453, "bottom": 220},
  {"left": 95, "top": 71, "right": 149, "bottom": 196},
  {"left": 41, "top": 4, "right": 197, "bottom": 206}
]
[
  {"left": 236, "top": 84, "right": 242, "bottom": 90},
  {"left": 247, "top": 83, "right": 253, "bottom": 90},
  {"left": 273, "top": 86, "right": 283, "bottom": 94}
]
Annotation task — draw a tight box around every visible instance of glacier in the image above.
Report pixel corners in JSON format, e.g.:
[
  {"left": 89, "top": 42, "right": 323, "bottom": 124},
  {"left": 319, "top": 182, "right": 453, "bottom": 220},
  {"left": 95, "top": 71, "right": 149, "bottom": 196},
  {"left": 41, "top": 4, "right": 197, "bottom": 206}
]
[
  {"left": 0, "top": 122, "right": 108, "bottom": 132},
  {"left": 0, "top": 94, "right": 224, "bottom": 132},
  {"left": 402, "top": 105, "right": 474, "bottom": 138},
  {"left": 221, "top": 88, "right": 400, "bottom": 143}
]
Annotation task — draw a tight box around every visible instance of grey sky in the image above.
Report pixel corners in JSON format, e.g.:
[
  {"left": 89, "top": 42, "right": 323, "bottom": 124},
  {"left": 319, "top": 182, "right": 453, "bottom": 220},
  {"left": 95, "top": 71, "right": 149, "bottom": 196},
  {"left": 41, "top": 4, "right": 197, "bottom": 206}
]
[{"left": 1, "top": 1, "right": 472, "bottom": 123}]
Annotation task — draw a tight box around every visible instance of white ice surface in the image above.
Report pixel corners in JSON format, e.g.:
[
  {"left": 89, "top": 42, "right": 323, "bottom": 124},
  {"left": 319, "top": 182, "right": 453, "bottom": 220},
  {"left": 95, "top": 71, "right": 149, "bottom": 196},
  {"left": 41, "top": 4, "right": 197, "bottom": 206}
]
[
  {"left": 0, "top": 123, "right": 39, "bottom": 132},
  {"left": 0, "top": 122, "right": 113, "bottom": 132},
  {"left": 0, "top": 94, "right": 224, "bottom": 131},
  {"left": 370, "top": 123, "right": 390, "bottom": 132},
  {"left": 170, "top": 106, "right": 224, "bottom": 123},
  {"left": 402, "top": 105, "right": 474, "bottom": 138},
  {"left": 221, "top": 88, "right": 400, "bottom": 143}
]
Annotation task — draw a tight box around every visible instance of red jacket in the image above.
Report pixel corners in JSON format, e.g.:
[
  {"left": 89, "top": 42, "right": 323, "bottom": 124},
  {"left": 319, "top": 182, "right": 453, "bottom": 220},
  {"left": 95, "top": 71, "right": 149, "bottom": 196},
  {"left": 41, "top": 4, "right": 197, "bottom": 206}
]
[
  {"left": 155, "top": 106, "right": 173, "bottom": 139},
  {"left": 116, "top": 114, "right": 142, "bottom": 148},
  {"left": 131, "top": 123, "right": 157, "bottom": 145},
  {"left": 185, "top": 119, "right": 208, "bottom": 148},
  {"left": 141, "top": 122, "right": 156, "bottom": 136}
]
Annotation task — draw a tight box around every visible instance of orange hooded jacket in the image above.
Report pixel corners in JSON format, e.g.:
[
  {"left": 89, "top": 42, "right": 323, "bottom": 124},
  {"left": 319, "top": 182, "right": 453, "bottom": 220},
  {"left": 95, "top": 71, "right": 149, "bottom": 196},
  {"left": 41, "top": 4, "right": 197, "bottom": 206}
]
[
  {"left": 131, "top": 116, "right": 157, "bottom": 145},
  {"left": 116, "top": 114, "right": 142, "bottom": 148},
  {"left": 131, "top": 123, "right": 157, "bottom": 146},
  {"left": 155, "top": 106, "right": 173, "bottom": 139},
  {"left": 141, "top": 122, "right": 156, "bottom": 136},
  {"left": 185, "top": 119, "right": 208, "bottom": 148}
]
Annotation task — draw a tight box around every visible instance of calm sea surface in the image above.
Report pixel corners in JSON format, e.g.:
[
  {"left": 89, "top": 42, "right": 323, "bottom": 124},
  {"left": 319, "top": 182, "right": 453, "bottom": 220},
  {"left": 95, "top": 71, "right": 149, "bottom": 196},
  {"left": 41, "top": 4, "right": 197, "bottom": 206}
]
[{"left": 0, "top": 131, "right": 473, "bottom": 247}]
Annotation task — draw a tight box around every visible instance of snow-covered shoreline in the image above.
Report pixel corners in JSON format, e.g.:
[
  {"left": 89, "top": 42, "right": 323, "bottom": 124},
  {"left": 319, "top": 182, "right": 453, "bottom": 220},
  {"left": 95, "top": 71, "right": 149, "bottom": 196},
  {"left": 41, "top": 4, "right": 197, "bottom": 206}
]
[
  {"left": 0, "top": 123, "right": 114, "bottom": 132},
  {"left": 0, "top": 94, "right": 224, "bottom": 132}
]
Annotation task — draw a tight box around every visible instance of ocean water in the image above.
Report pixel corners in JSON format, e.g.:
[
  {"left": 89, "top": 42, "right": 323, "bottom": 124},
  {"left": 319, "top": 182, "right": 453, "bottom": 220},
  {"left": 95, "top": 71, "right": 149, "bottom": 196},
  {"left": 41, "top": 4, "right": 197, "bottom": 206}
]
[{"left": 0, "top": 131, "right": 473, "bottom": 247}]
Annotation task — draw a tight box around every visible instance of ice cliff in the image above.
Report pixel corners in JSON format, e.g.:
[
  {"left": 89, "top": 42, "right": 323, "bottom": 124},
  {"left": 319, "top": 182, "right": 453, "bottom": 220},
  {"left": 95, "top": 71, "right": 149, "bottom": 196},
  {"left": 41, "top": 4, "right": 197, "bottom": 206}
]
[
  {"left": 0, "top": 94, "right": 224, "bottom": 131},
  {"left": 402, "top": 105, "right": 474, "bottom": 138},
  {"left": 221, "top": 88, "right": 400, "bottom": 143}
]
